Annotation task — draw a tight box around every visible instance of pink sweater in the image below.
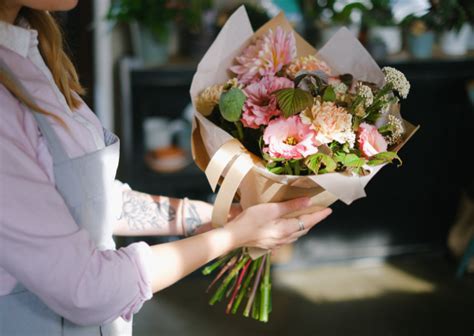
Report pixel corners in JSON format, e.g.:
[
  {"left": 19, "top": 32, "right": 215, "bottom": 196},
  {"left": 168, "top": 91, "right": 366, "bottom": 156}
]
[{"left": 0, "top": 21, "right": 152, "bottom": 325}]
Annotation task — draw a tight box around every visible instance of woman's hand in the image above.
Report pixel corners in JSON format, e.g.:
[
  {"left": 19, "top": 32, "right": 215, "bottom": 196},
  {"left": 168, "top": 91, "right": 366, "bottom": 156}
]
[
  {"left": 147, "top": 197, "right": 331, "bottom": 293},
  {"left": 189, "top": 202, "right": 242, "bottom": 236},
  {"left": 225, "top": 197, "right": 332, "bottom": 250}
]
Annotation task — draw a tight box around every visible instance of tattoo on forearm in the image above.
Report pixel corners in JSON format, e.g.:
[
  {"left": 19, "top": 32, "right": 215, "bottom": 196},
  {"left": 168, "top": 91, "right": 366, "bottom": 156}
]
[
  {"left": 184, "top": 202, "right": 203, "bottom": 236},
  {"left": 121, "top": 191, "right": 176, "bottom": 231}
]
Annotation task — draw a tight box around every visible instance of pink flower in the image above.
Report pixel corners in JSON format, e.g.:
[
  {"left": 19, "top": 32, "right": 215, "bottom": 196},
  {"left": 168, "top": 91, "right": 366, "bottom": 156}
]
[
  {"left": 263, "top": 115, "right": 319, "bottom": 160},
  {"left": 231, "top": 27, "right": 297, "bottom": 84},
  {"left": 357, "top": 123, "right": 388, "bottom": 157},
  {"left": 241, "top": 75, "right": 294, "bottom": 129}
]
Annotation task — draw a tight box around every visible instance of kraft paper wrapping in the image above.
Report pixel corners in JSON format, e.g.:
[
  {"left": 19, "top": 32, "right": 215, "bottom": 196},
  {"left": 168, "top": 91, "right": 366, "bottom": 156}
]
[{"left": 190, "top": 6, "right": 419, "bottom": 259}]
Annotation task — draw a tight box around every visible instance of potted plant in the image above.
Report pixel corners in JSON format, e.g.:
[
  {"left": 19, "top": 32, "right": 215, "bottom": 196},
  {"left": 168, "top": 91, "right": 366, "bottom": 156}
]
[
  {"left": 298, "top": 0, "right": 366, "bottom": 47},
  {"left": 107, "top": 0, "right": 182, "bottom": 64},
  {"left": 403, "top": 12, "right": 436, "bottom": 59},
  {"left": 431, "top": 0, "right": 472, "bottom": 56},
  {"left": 363, "top": 0, "right": 402, "bottom": 55},
  {"left": 176, "top": 0, "right": 216, "bottom": 60}
]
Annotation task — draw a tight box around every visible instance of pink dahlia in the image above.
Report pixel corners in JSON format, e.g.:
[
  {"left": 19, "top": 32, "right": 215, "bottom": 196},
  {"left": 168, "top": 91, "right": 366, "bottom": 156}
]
[
  {"left": 357, "top": 123, "right": 388, "bottom": 157},
  {"left": 231, "top": 27, "right": 297, "bottom": 84},
  {"left": 241, "top": 75, "right": 294, "bottom": 129},
  {"left": 263, "top": 115, "right": 319, "bottom": 160}
]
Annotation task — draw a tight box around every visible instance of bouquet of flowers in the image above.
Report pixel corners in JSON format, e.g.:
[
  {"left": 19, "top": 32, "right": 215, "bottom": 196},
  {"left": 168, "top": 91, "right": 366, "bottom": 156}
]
[{"left": 190, "top": 7, "right": 418, "bottom": 322}]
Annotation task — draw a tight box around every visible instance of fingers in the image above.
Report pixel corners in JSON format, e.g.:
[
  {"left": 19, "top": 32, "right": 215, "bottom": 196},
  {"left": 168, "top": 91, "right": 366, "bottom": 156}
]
[
  {"left": 298, "top": 208, "right": 332, "bottom": 230},
  {"left": 288, "top": 228, "right": 310, "bottom": 240},
  {"left": 266, "top": 197, "right": 311, "bottom": 219},
  {"left": 279, "top": 208, "right": 332, "bottom": 241}
]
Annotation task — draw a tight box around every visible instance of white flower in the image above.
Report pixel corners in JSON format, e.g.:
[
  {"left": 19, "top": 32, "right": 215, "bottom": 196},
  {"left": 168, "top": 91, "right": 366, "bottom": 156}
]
[
  {"left": 382, "top": 67, "right": 410, "bottom": 99},
  {"left": 356, "top": 83, "right": 374, "bottom": 107},
  {"left": 333, "top": 82, "right": 348, "bottom": 95},
  {"left": 385, "top": 114, "right": 405, "bottom": 145}
]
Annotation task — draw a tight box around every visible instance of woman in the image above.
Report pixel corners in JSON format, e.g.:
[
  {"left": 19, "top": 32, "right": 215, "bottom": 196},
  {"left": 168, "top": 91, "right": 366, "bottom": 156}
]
[{"left": 0, "top": 1, "right": 332, "bottom": 335}]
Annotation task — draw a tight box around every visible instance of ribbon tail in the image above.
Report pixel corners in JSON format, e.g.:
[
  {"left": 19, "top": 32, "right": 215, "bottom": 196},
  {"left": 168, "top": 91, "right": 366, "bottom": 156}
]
[{"left": 211, "top": 153, "right": 253, "bottom": 228}]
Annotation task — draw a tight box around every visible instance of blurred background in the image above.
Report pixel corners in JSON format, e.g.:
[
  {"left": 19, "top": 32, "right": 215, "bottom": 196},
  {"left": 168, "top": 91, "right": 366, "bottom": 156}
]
[{"left": 60, "top": 0, "right": 473, "bottom": 335}]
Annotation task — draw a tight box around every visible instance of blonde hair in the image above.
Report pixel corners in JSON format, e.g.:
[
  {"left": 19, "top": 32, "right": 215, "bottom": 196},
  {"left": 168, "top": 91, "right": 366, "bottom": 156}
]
[{"left": 0, "top": 8, "right": 85, "bottom": 122}]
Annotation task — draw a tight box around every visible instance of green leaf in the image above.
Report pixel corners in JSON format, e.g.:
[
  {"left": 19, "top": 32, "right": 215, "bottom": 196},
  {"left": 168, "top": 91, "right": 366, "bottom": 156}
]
[
  {"left": 274, "top": 88, "right": 313, "bottom": 118},
  {"left": 305, "top": 153, "right": 337, "bottom": 174},
  {"left": 219, "top": 88, "right": 246, "bottom": 122},
  {"left": 266, "top": 161, "right": 277, "bottom": 169},
  {"left": 323, "top": 85, "right": 336, "bottom": 102},
  {"left": 334, "top": 151, "right": 347, "bottom": 163},
  {"left": 368, "top": 151, "right": 402, "bottom": 167},
  {"left": 284, "top": 161, "right": 293, "bottom": 175},
  {"left": 262, "top": 152, "right": 286, "bottom": 162},
  {"left": 268, "top": 167, "right": 285, "bottom": 175},
  {"left": 268, "top": 166, "right": 284, "bottom": 174},
  {"left": 292, "top": 160, "right": 301, "bottom": 175},
  {"left": 343, "top": 153, "right": 367, "bottom": 168},
  {"left": 378, "top": 124, "right": 393, "bottom": 135}
]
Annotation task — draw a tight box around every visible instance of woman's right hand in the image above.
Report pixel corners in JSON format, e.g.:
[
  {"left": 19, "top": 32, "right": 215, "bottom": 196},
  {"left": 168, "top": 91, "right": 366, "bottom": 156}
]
[{"left": 225, "top": 198, "right": 332, "bottom": 250}]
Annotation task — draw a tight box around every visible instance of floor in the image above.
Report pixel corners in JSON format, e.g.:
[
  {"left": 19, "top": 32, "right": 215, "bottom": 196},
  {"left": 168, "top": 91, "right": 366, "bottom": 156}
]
[{"left": 132, "top": 252, "right": 474, "bottom": 336}]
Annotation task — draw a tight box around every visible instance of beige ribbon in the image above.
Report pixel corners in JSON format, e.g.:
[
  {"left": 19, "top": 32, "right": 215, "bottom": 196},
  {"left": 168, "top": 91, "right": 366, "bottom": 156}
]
[
  {"left": 204, "top": 139, "right": 253, "bottom": 228},
  {"left": 204, "top": 138, "right": 338, "bottom": 260}
]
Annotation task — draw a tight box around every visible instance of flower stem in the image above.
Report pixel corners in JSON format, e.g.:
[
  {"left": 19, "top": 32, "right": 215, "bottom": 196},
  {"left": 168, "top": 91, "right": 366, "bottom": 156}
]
[
  {"left": 226, "top": 275, "right": 238, "bottom": 298},
  {"left": 226, "top": 258, "right": 252, "bottom": 314},
  {"left": 206, "top": 254, "right": 238, "bottom": 293},
  {"left": 252, "top": 288, "right": 260, "bottom": 320},
  {"left": 231, "top": 259, "right": 258, "bottom": 315},
  {"left": 202, "top": 249, "right": 238, "bottom": 275},
  {"left": 259, "top": 252, "right": 272, "bottom": 322},
  {"left": 243, "top": 255, "right": 266, "bottom": 317},
  {"left": 234, "top": 121, "right": 244, "bottom": 142},
  {"left": 209, "top": 255, "right": 250, "bottom": 305}
]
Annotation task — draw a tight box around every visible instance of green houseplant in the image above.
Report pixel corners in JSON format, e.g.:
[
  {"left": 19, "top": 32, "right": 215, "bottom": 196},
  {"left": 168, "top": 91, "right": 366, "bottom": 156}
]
[
  {"left": 177, "top": 0, "right": 216, "bottom": 60},
  {"left": 430, "top": 0, "right": 472, "bottom": 55},
  {"left": 363, "top": 0, "right": 402, "bottom": 55},
  {"left": 107, "top": 0, "right": 182, "bottom": 64},
  {"left": 297, "top": 0, "right": 366, "bottom": 47}
]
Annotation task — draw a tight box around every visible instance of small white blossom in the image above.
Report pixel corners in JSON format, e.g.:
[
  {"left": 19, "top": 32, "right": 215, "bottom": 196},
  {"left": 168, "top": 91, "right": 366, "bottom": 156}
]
[
  {"left": 382, "top": 67, "right": 410, "bottom": 99},
  {"left": 333, "top": 82, "right": 348, "bottom": 95},
  {"left": 385, "top": 114, "right": 405, "bottom": 145},
  {"left": 356, "top": 83, "right": 374, "bottom": 107}
]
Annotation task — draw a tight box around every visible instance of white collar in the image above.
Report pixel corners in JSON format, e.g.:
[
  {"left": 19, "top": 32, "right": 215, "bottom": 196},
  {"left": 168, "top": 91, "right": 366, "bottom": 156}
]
[{"left": 0, "top": 20, "right": 34, "bottom": 58}]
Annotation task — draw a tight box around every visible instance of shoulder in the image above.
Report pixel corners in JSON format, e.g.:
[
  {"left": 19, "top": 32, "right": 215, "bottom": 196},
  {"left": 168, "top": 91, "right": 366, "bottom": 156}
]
[{"left": 0, "top": 83, "right": 41, "bottom": 160}]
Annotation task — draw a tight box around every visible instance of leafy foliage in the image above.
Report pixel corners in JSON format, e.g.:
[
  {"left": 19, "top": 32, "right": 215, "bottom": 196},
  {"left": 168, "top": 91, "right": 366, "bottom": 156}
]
[
  {"left": 274, "top": 88, "right": 314, "bottom": 118},
  {"left": 305, "top": 153, "right": 337, "bottom": 174},
  {"left": 322, "top": 86, "right": 336, "bottom": 102},
  {"left": 367, "top": 151, "right": 402, "bottom": 166}
]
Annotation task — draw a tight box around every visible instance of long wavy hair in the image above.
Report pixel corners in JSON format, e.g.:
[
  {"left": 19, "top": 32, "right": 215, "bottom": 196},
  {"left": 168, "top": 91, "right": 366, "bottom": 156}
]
[{"left": 0, "top": 7, "right": 85, "bottom": 122}]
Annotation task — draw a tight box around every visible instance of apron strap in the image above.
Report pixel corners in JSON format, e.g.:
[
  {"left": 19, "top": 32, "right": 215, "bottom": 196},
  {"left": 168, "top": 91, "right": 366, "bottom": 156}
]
[{"left": 0, "top": 58, "right": 69, "bottom": 162}]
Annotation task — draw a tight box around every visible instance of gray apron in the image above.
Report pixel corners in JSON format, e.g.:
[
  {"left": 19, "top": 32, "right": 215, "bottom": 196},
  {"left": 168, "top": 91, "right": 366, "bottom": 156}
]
[{"left": 0, "top": 60, "right": 132, "bottom": 335}]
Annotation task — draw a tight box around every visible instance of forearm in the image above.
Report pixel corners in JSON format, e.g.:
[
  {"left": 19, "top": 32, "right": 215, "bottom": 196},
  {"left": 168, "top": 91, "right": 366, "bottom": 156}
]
[
  {"left": 148, "top": 227, "right": 239, "bottom": 292},
  {"left": 114, "top": 190, "right": 213, "bottom": 237}
]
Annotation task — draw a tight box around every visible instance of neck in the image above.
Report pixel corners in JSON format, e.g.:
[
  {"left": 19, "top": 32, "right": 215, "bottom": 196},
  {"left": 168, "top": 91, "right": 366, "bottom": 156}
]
[{"left": 0, "top": 3, "right": 21, "bottom": 24}]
